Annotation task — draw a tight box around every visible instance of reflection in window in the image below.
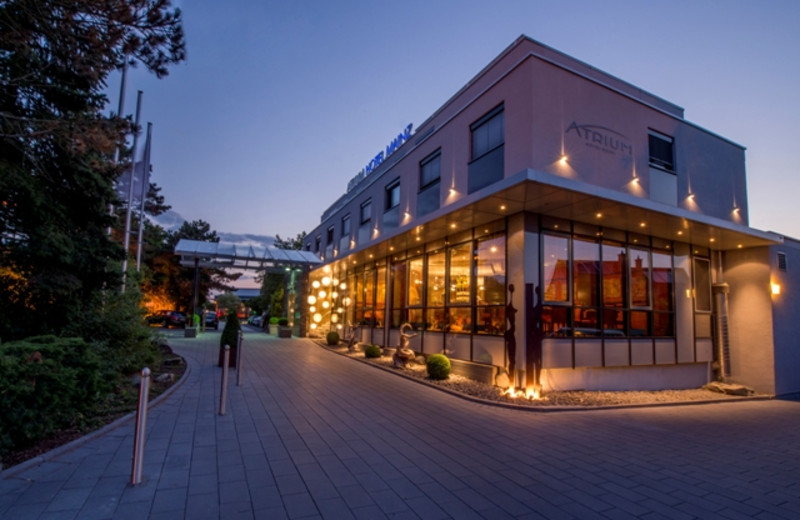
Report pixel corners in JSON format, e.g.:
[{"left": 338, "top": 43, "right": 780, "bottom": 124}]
[
  {"left": 448, "top": 243, "right": 471, "bottom": 305},
  {"left": 477, "top": 306, "right": 504, "bottom": 335},
  {"left": 693, "top": 257, "right": 711, "bottom": 312},
  {"left": 573, "top": 238, "right": 599, "bottom": 307},
  {"left": 544, "top": 235, "right": 569, "bottom": 302},
  {"left": 629, "top": 248, "right": 650, "bottom": 308},
  {"left": 476, "top": 235, "right": 505, "bottom": 305},
  {"left": 427, "top": 252, "right": 445, "bottom": 307},
  {"left": 408, "top": 257, "right": 424, "bottom": 307},
  {"left": 448, "top": 307, "right": 472, "bottom": 333},
  {"left": 543, "top": 306, "right": 571, "bottom": 336},
  {"left": 602, "top": 243, "right": 625, "bottom": 308}
]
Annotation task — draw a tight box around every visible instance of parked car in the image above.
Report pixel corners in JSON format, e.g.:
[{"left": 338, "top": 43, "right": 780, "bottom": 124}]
[
  {"left": 146, "top": 310, "right": 187, "bottom": 328},
  {"left": 204, "top": 311, "right": 219, "bottom": 330},
  {"left": 249, "top": 315, "right": 263, "bottom": 327}
]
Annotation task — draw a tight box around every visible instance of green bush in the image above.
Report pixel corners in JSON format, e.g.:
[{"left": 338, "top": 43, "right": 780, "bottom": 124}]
[
  {"left": 426, "top": 354, "right": 451, "bottom": 380},
  {"left": 364, "top": 344, "right": 382, "bottom": 358},
  {"left": 268, "top": 317, "right": 280, "bottom": 325},
  {"left": 278, "top": 318, "right": 289, "bottom": 326},
  {"left": 0, "top": 336, "right": 112, "bottom": 460},
  {"left": 219, "top": 314, "right": 241, "bottom": 367}
]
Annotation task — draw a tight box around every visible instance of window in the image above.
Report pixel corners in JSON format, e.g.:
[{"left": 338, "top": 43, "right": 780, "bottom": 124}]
[
  {"left": 471, "top": 105, "right": 504, "bottom": 160},
  {"left": 341, "top": 214, "right": 351, "bottom": 236},
  {"left": 778, "top": 252, "right": 787, "bottom": 271},
  {"left": 326, "top": 226, "right": 334, "bottom": 245},
  {"left": 360, "top": 199, "right": 372, "bottom": 224},
  {"left": 468, "top": 105, "right": 505, "bottom": 193},
  {"left": 418, "top": 151, "right": 441, "bottom": 217},
  {"left": 420, "top": 151, "right": 441, "bottom": 188},
  {"left": 693, "top": 257, "right": 711, "bottom": 312},
  {"left": 385, "top": 179, "right": 400, "bottom": 211},
  {"left": 649, "top": 130, "right": 674, "bottom": 172},
  {"left": 543, "top": 233, "right": 675, "bottom": 338}
]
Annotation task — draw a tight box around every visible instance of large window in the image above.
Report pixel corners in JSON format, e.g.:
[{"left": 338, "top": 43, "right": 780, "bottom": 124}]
[
  {"left": 341, "top": 214, "right": 350, "bottom": 236},
  {"left": 468, "top": 105, "right": 504, "bottom": 193},
  {"left": 476, "top": 234, "right": 505, "bottom": 335},
  {"left": 326, "top": 226, "right": 334, "bottom": 245},
  {"left": 543, "top": 233, "right": 675, "bottom": 338},
  {"left": 649, "top": 130, "right": 674, "bottom": 172},
  {"left": 418, "top": 151, "right": 441, "bottom": 217}
]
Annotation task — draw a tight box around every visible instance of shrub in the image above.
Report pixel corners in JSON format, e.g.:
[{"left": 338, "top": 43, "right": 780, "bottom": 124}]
[
  {"left": 364, "top": 345, "right": 382, "bottom": 358},
  {"left": 426, "top": 354, "right": 451, "bottom": 380},
  {"left": 268, "top": 317, "right": 280, "bottom": 325},
  {"left": 278, "top": 318, "right": 289, "bottom": 326},
  {"left": 0, "top": 336, "right": 112, "bottom": 459},
  {"left": 326, "top": 331, "right": 340, "bottom": 346},
  {"left": 219, "top": 314, "right": 241, "bottom": 367}
]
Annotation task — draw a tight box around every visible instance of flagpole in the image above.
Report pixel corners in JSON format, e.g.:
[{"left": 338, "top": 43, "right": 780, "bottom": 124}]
[
  {"left": 108, "top": 60, "right": 128, "bottom": 236},
  {"left": 136, "top": 122, "right": 153, "bottom": 271},
  {"left": 122, "top": 90, "right": 143, "bottom": 292}
]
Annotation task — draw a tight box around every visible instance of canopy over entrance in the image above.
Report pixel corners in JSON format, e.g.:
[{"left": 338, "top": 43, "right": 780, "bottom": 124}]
[{"left": 174, "top": 239, "right": 321, "bottom": 273}]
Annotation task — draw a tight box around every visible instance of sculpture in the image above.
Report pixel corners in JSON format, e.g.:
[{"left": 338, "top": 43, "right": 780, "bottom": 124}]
[
  {"left": 393, "top": 322, "right": 418, "bottom": 368},
  {"left": 345, "top": 322, "right": 361, "bottom": 352}
]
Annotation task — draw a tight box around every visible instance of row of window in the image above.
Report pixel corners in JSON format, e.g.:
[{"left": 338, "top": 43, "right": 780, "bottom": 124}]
[{"left": 310, "top": 105, "right": 507, "bottom": 253}]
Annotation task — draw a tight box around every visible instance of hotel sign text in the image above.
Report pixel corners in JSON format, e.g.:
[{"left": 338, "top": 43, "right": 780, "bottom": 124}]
[
  {"left": 566, "top": 121, "right": 632, "bottom": 156},
  {"left": 347, "top": 123, "right": 413, "bottom": 192}
]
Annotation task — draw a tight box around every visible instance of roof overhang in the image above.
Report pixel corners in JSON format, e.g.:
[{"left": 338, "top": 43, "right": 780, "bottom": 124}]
[
  {"left": 325, "top": 168, "right": 782, "bottom": 270},
  {"left": 174, "top": 239, "right": 322, "bottom": 273}
]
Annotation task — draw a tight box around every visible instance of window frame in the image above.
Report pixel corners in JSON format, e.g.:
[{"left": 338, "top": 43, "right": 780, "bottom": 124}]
[
  {"left": 648, "top": 129, "right": 675, "bottom": 173},
  {"left": 359, "top": 199, "right": 372, "bottom": 225},
  {"left": 341, "top": 214, "right": 351, "bottom": 236},
  {"left": 385, "top": 178, "right": 401, "bottom": 211},
  {"left": 419, "top": 150, "right": 442, "bottom": 190},
  {"left": 470, "top": 104, "right": 505, "bottom": 161}
]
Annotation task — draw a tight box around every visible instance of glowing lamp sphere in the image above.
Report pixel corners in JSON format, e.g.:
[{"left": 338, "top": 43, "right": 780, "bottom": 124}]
[
  {"left": 331, "top": 291, "right": 338, "bottom": 299},
  {"left": 309, "top": 306, "right": 316, "bottom": 313},
  {"left": 318, "top": 290, "right": 327, "bottom": 299},
  {"left": 331, "top": 314, "right": 339, "bottom": 323},
  {"left": 313, "top": 313, "right": 322, "bottom": 323},
  {"left": 310, "top": 323, "right": 317, "bottom": 330},
  {"left": 340, "top": 282, "right": 346, "bottom": 290},
  {"left": 307, "top": 295, "right": 317, "bottom": 305},
  {"left": 312, "top": 280, "right": 320, "bottom": 289},
  {"left": 322, "top": 276, "right": 331, "bottom": 286},
  {"left": 321, "top": 301, "right": 330, "bottom": 309}
]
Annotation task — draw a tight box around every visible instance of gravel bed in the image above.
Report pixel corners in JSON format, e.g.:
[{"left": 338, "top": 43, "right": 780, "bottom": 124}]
[{"left": 325, "top": 345, "right": 753, "bottom": 408}]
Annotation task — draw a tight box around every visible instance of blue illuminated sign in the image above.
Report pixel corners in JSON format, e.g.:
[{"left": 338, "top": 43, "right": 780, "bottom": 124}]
[{"left": 347, "top": 123, "right": 413, "bottom": 192}]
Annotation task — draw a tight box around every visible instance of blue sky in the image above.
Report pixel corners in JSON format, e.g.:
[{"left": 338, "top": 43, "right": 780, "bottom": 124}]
[{"left": 117, "top": 0, "right": 800, "bottom": 245}]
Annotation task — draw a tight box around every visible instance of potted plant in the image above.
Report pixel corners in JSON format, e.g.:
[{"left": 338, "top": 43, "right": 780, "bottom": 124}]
[
  {"left": 268, "top": 316, "right": 279, "bottom": 335},
  {"left": 326, "top": 331, "right": 340, "bottom": 346},
  {"left": 277, "top": 317, "right": 292, "bottom": 338},
  {"left": 184, "top": 313, "right": 200, "bottom": 338}
]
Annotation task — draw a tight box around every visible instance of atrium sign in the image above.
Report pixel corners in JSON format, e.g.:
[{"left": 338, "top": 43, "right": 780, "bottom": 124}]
[
  {"left": 566, "top": 122, "right": 632, "bottom": 156},
  {"left": 347, "top": 123, "right": 413, "bottom": 192}
]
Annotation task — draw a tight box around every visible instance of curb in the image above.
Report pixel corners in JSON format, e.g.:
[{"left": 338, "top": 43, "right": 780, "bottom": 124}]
[
  {"left": 310, "top": 339, "right": 773, "bottom": 413},
  {"left": 2, "top": 355, "right": 192, "bottom": 480}
]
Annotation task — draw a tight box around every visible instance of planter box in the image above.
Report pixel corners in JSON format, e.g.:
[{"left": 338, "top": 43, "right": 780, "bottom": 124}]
[
  {"left": 278, "top": 326, "right": 292, "bottom": 338},
  {"left": 184, "top": 327, "right": 197, "bottom": 338},
  {"left": 269, "top": 324, "right": 279, "bottom": 335}
]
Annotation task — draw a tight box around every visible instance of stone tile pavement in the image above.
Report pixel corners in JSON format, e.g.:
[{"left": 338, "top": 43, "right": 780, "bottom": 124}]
[{"left": 1, "top": 329, "right": 799, "bottom": 519}]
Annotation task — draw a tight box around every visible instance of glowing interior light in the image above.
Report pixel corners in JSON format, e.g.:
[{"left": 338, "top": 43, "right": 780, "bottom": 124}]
[
  {"left": 772, "top": 283, "right": 781, "bottom": 295},
  {"left": 312, "top": 280, "right": 320, "bottom": 289},
  {"left": 322, "top": 301, "right": 330, "bottom": 309},
  {"left": 322, "top": 276, "right": 331, "bottom": 286},
  {"left": 310, "top": 323, "right": 317, "bottom": 330},
  {"left": 331, "top": 314, "right": 339, "bottom": 323},
  {"left": 331, "top": 291, "right": 338, "bottom": 299},
  {"left": 340, "top": 282, "right": 346, "bottom": 290},
  {"left": 318, "top": 290, "right": 327, "bottom": 299},
  {"left": 309, "top": 306, "right": 316, "bottom": 313},
  {"left": 313, "top": 313, "right": 322, "bottom": 323},
  {"left": 307, "top": 295, "right": 317, "bottom": 305}
]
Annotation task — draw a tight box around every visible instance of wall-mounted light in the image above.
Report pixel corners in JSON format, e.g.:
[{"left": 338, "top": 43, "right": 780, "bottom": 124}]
[
  {"left": 771, "top": 283, "right": 781, "bottom": 296},
  {"left": 559, "top": 154, "right": 568, "bottom": 164}
]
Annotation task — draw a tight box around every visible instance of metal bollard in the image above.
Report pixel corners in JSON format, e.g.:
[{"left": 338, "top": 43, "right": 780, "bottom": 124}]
[
  {"left": 219, "top": 345, "right": 230, "bottom": 415},
  {"left": 131, "top": 367, "right": 151, "bottom": 485},
  {"left": 236, "top": 330, "right": 243, "bottom": 386}
]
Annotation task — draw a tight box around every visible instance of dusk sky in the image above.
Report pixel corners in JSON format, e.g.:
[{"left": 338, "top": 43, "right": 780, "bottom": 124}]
[{"left": 116, "top": 0, "right": 800, "bottom": 247}]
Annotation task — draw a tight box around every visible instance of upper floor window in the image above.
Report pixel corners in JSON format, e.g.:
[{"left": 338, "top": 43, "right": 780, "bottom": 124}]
[
  {"left": 360, "top": 199, "right": 372, "bottom": 224},
  {"left": 341, "top": 214, "right": 351, "bottom": 236},
  {"left": 314, "top": 235, "right": 321, "bottom": 252},
  {"left": 385, "top": 179, "right": 400, "bottom": 211},
  {"left": 326, "top": 226, "right": 334, "bottom": 245},
  {"left": 420, "top": 151, "right": 441, "bottom": 189},
  {"left": 471, "top": 105, "right": 504, "bottom": 160},
  {"left": 649, "top": 130, "right": 674, "bottom": 172}
]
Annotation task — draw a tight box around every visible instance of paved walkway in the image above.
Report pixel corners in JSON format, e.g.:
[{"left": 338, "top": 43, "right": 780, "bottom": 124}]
[{"left": 2, "top": 330, "right": 799, "bottom": 519}]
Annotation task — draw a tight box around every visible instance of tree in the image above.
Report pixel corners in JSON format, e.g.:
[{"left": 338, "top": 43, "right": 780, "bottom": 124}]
[
  {"left": 273, "top": 232, "right": 307, "bottom": 250},
  {"left": 0, "top": 0, "right": 186, "bottom": 340}
]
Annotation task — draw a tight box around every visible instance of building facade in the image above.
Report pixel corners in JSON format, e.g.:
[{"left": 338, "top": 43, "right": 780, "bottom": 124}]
[{"left": 304, "top": 36, "right": 799, "bottom": 396}]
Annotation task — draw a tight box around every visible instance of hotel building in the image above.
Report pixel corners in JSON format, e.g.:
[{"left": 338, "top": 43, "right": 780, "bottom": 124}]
[{"left": 303, "top": 36, "right": 800, "bottom": 396}]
